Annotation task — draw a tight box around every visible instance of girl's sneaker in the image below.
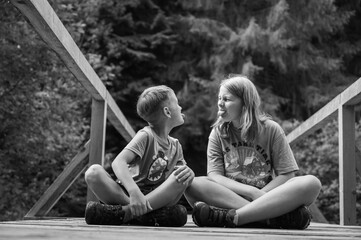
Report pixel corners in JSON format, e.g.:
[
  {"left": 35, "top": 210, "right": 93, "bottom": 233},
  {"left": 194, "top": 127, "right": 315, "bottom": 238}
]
[
  {"left": 267, "top": 205, "right": 312, "bottom": 229},
  {"left": 192, "top": 202, "right": 236, "bottom": 227}
]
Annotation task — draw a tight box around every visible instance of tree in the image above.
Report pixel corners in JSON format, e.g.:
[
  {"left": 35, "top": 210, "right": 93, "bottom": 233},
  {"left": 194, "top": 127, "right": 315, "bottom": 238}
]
[{"left": 0, "top": 0, "right": 89, "bottom": 220}]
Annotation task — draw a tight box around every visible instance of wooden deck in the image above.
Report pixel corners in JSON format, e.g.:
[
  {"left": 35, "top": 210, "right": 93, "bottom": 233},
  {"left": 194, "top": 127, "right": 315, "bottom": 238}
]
[{"left": 1, "top": 216, "right": 360, "bottom": 240}]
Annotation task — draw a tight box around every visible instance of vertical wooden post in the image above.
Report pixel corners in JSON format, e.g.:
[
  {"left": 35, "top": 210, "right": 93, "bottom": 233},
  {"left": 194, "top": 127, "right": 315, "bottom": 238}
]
[
  {"left": 87, "top": 98, "right": 107, "bottom": 202},
  {"left": 338, "top": 105, "right": 356, "bottom": 225}
]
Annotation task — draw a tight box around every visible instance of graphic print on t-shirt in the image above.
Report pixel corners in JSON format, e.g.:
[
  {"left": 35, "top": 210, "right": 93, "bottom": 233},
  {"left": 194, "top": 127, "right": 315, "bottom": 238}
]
[
  {"left": 224, "top": 144, "right": 272, "bottom": 188},
  {"left": 145, "top": 150, "right": 169, "bottom": 185}
]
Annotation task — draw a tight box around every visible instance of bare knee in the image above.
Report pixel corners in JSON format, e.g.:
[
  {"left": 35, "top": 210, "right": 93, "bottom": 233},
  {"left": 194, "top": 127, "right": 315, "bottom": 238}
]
[
  {"left": 305, "top": 175, "right": 322, "bottom": 193},
  {"left": 191, "top": 176, "right": 210, "bottom": 185},
  {"left": 84, "top": 164, "right": 105, "bottom": 185},
  {"left": 168, "top": 172, "right": 188, "bottom": 191},
  {"left": 300, "top": 175, "right": 322, "bottom": 205},
  {"left": 185, "top": 176, "right": 215, "bottom": 204}
]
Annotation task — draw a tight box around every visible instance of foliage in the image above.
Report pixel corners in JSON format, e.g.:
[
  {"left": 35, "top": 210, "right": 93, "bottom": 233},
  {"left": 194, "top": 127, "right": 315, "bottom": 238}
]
[
  {"left": 178, "top": 0, "right": 360, "bottom": 119},
  {"left": 0, "top": 1, "right": 89, "bottom": 220}
]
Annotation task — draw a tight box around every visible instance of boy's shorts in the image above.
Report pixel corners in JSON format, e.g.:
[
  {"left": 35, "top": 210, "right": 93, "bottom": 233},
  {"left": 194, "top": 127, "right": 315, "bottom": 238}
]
[{"left": 116, "top": 179, "right": 157, "bottom": 196}]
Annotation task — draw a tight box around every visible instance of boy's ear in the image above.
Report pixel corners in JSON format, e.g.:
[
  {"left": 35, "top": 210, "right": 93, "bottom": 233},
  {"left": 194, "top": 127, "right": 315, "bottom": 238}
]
[{"left": 163, "top": 107, "right": 171, "bottom": 118}]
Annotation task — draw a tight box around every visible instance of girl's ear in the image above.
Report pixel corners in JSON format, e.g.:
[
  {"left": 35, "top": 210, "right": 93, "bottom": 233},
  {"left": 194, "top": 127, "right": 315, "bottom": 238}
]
[{"left": 163, "top": 107, "right": 171, "bottom": 118}]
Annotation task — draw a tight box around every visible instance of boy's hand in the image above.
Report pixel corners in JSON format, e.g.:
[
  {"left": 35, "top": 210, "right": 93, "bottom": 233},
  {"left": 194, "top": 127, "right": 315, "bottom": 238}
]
[
  {"left": 173, "top": 165, "right": 194, "bottom": 186},
  {"left": 128, "top": 190, "right": 153, "bottom": 218}
]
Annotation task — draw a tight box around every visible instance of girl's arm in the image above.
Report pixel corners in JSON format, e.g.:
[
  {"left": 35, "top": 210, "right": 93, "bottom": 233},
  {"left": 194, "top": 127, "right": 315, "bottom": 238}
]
[
  {"left": 261, "top": 171, "right": 295, "bottom": 192},
  {"left": 111, "top": 149, "right": 152, "bottom": 217},
  {"left": 263, "top": 122, "right": 298, "bottom": 192},
  {"left": 208, "top": 172, "right": 265, "bottom": 201},
  {"left": 207, "top": 130, "right": 264, "bottom": 200}
]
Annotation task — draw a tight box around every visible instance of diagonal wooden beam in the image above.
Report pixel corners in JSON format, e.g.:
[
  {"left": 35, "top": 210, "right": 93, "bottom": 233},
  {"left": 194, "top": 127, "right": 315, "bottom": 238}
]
[
  {"left": 25, "top": 141, "right": 90, "bottom": 218},
  {"left": 309, "top": 203, "right": 328, "bottom": 223},
  {"left": 287, "top": 77, "right": 361, "bottom": 145},
  {"left": 10, "top": 0, "right": 135, "bottom": 142}
]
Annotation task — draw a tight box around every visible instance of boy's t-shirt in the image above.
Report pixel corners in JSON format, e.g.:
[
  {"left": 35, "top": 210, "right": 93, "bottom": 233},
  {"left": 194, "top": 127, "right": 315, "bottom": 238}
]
[
  {"left": 207, "top": 120, "right": 299, "bottom": 189},
  {"left": 124, "top": 126, "right": 186, "bottom": 188}
]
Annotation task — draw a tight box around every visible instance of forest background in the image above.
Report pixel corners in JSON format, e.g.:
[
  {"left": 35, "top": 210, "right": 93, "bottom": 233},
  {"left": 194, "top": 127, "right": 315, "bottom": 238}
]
[{"left": 1, "top": 0, "right": 361, "bottom": 224}]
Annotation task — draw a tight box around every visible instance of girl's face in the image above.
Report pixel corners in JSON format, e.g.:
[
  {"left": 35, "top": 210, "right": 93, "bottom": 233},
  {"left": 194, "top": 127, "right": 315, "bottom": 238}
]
[{"left": 218, "top": 86, "right": 243, "bottom": 127}]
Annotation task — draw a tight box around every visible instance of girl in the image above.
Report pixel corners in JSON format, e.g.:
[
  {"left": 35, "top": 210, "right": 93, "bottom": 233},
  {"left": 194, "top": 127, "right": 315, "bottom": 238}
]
[{"left": 185, "top": 75, "right": 321, "bottom": 229}]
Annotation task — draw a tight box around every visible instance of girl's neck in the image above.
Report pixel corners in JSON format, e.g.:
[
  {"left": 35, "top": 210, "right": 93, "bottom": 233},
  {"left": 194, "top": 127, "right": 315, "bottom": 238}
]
[{"left": 232, "top": 119, "right": 243, "bottom": 129}]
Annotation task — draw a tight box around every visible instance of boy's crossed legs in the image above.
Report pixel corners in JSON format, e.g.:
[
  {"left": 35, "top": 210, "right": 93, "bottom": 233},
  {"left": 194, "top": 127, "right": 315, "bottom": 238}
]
[{"left": 84, "top": 164, "right": 188, "bottom": 226}]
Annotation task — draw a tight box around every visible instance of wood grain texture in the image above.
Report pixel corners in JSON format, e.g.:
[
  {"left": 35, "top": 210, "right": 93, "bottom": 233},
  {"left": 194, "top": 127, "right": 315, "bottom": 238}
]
[{"left": 1, "top": 217, "right": 361, "bottom": 240}]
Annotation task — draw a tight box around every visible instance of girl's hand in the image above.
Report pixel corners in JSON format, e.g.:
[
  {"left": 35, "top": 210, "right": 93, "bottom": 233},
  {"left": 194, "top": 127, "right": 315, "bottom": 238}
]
[
  {"left": 173, "top": 165, "right": 195, "bottom": 186},
  {"left": 249, "top": 188, "right": 266, "bottom": 200}
]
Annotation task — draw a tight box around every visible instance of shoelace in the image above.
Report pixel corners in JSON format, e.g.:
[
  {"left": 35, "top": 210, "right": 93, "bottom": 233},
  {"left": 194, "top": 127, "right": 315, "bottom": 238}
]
[{"left": 208, "top": 207, "right": 228, "bottom": 226}]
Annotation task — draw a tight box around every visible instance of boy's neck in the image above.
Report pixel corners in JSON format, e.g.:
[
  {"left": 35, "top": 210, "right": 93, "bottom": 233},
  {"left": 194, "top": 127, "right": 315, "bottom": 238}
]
[{"left": 148, "top": 123, "right": 171, "bottom": 141}]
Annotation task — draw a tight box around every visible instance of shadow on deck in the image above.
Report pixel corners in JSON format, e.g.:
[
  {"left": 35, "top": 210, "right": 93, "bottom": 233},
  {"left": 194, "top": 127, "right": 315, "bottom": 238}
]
[{"left": 1, "top": 216, "right": 361, "bottom": 240}]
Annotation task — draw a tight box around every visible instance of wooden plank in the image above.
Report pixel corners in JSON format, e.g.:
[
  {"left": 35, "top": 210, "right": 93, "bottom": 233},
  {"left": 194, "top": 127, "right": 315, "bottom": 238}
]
[
  {"left": 1, "top": 219, "right": 361, "bottom": 240},
  {"left": 87, "top": 99, "right": 107, "bottom": 202},
  {"left": 309, "top": 203, "right": 328, "bottom": 223},
  {"left": 338, "top": 105, "right": 356, "bottom": 225},
  {"left": 356, "top": 146, "right": 361, "bottom": 176},
  {"left": 25, "top": 142, "right": 90, "bottom": 218},
  {"left": 10, "top": 0, "right": 106, "bottom": 100},
  {"left": 10, "top": 0, "right": 135, "bottom": 141},
  {"left": 341, "top": 77, "right": 361, "bottom": 106},
  {"left": 287, "top": 96, "right": 340, "bottom": 145},
  {"left": 287, "top": 77, "right": 361, "bottom": 145}
]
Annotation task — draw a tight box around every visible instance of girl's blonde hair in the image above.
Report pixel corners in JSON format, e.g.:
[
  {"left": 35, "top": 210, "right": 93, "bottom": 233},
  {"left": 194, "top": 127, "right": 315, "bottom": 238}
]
[{"left": 213, "top": 75, "right": 270, "bottom": 142}]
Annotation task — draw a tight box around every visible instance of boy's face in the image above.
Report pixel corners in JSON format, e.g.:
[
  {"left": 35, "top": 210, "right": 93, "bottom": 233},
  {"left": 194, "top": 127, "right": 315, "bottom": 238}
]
[{"left": 167, "top": 91, "right": 184, "bottom": 127}]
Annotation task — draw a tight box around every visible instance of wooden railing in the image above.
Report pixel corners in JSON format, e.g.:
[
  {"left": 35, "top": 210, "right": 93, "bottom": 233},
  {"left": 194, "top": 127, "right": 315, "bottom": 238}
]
[
  {"left": 11, "top": 0, "right": 360, "bottom": 225},
  {"left": 286, "top": 78, "right": 361, "bottom": 225},
  {"left": 10, "top": 0, "right": 136, "bottom": 218}
]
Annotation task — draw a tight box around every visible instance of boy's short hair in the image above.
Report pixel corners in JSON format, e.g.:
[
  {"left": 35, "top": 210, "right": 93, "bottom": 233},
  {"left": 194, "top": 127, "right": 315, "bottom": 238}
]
[{"left": 137, "top": 85, "right": 173, "bottom": 122}]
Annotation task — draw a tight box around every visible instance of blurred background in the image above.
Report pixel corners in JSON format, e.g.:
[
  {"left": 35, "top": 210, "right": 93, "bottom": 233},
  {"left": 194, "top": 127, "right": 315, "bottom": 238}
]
[{"left": 1, "top": 0, "right": 360, "bottom": 224}]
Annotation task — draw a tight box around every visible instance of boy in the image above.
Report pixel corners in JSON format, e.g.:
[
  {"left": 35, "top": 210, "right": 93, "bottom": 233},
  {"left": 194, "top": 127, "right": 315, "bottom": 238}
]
[{"left": 84, "top": 85, "right": 194, "bottom": 227}]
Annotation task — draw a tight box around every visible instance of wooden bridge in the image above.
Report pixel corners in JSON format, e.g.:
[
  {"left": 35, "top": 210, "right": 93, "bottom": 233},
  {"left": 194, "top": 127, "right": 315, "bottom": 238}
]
[
  {"left": 1, "top": 217, "right": 361, "bottom": 240},
  {"left": 2, "top": 0, "right": 361, "bottom": 239}
]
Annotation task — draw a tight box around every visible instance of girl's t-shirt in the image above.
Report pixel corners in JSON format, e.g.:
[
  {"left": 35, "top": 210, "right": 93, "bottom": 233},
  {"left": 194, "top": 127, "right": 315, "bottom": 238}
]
[
  {"left": 207, "top": 120, "right": 299, "bottom": 189},
  {"left": 124, "top": 126, "right": 186, "bottom": 188}
]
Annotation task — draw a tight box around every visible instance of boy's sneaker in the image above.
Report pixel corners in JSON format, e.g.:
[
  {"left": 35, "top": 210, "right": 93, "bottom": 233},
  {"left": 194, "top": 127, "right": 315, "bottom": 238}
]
[
  {"left": 130, "top": 204, "right": 188, "bottom": 227},
  {"left": 85, "top": 201, "right": 126, "bottom": 225},
  {"left": 268, "top": 205, "right": 312, "bottom": 229},
  {"left": 192, "top": 202, "right": 236, "bottom": 227}
]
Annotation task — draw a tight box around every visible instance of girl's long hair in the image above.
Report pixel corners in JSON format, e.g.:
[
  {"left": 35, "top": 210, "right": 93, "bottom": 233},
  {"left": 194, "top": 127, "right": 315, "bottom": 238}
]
[{"left": 212, "top": 75, "right": 270, "bottom": 143}]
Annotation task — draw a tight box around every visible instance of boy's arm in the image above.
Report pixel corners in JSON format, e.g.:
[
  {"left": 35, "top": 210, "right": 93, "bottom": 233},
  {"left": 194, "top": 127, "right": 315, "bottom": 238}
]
[{"left": 111, "top": 149, "right": 152, "bottom": 217}]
